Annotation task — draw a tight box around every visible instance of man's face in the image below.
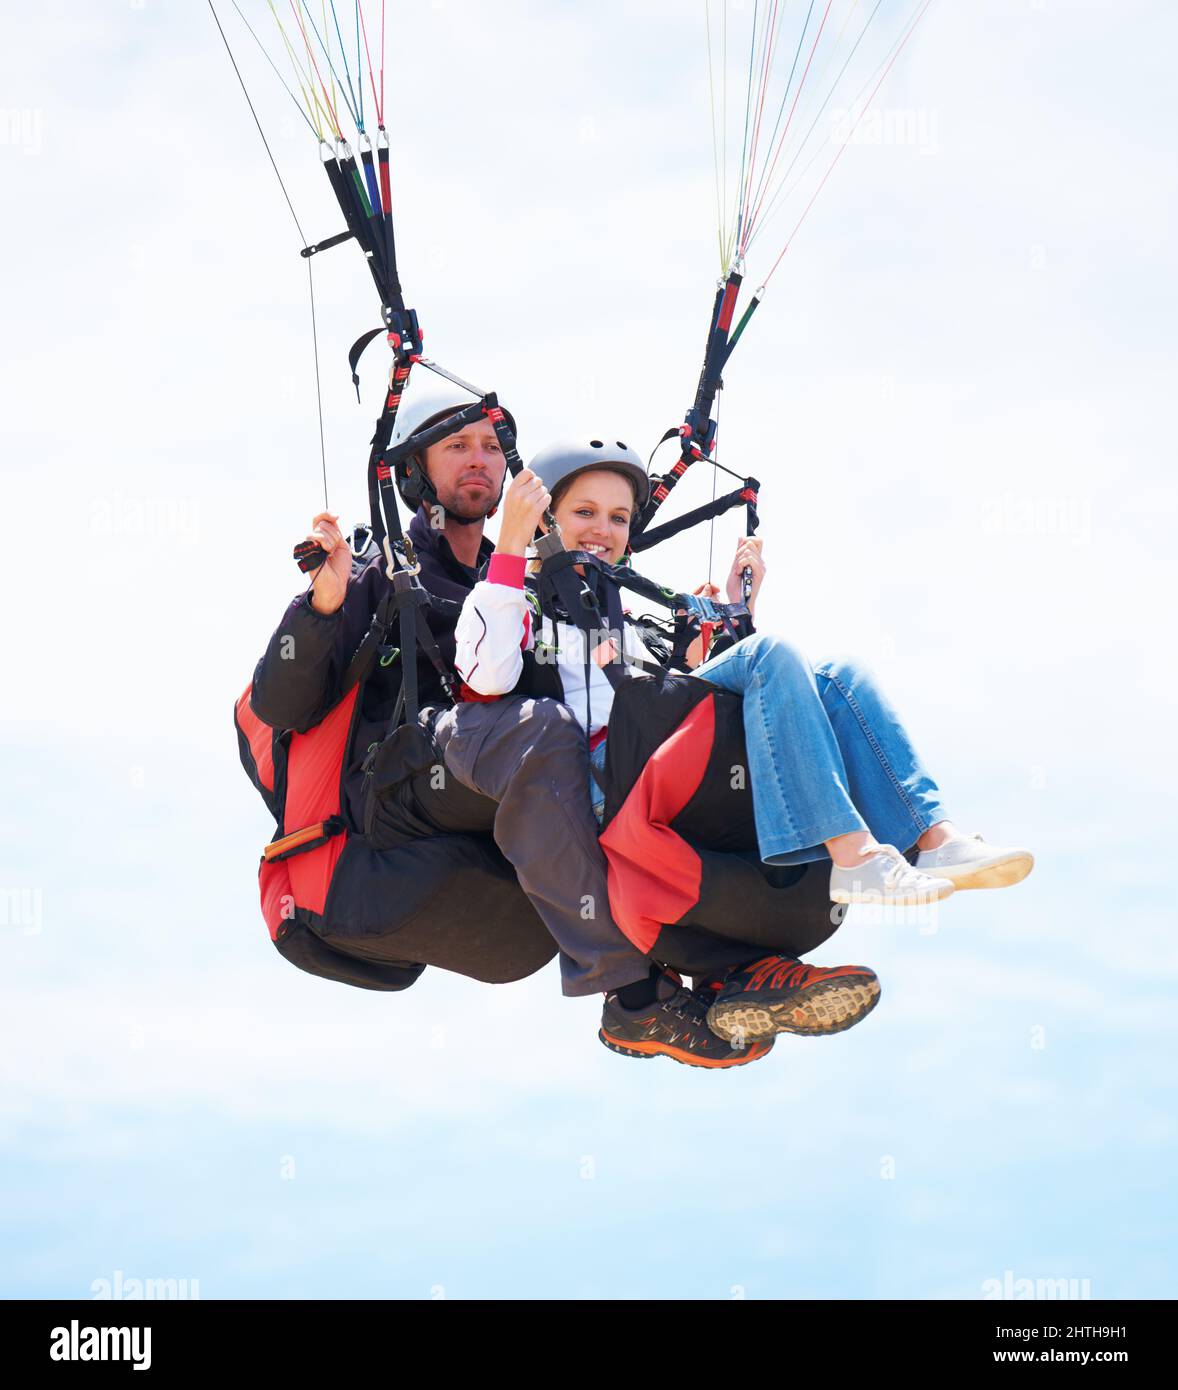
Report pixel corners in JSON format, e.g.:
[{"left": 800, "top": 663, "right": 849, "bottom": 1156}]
[{"left": 422, "top": 421, "right": 507, "bottom": 521}]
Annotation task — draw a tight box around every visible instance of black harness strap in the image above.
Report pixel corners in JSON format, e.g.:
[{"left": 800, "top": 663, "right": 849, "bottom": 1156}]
[
  {"left": 534, "top": 541, "right": 628, "bottom": 694},
  {"left": 295, "top": 125, "right": 765, "bottom": 721},
  {"left": 636, "top": 268, "right": 743, "bottom": 537},
  {"left": 367, "top": 361, "right": 415, "bottom": 552},
  {"left": 286, "top": 115, "right": 486, "bottom": 726},
  {"left": 320, "top": 143, "right": 390, "bottom": 305},
  {"left": 629, "top": 480, "right": 760, "bottom": 553},
  {"left": 533, "top": 540, "right": 755, "bottom": 679},
  {"left": 485, "top": 394, "right": 527, "bottom": 480},
  {"left": 340, "top": 589, "right": 395, "bottom": 695}
]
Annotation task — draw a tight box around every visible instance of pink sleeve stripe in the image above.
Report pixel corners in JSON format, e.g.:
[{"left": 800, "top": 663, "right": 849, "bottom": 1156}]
[{"left": 487, "top": 553, "right": 527, "bottom": 587}]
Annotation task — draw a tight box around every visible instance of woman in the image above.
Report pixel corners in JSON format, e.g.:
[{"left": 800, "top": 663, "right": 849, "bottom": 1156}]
[{"left": 445, "top": 438, "right": 1034, "bottom": 1051}]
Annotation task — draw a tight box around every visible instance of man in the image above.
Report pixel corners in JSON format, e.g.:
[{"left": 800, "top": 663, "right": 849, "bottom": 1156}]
[{"left": 249, "top": 385, "right": 671, "bottom": 1024}]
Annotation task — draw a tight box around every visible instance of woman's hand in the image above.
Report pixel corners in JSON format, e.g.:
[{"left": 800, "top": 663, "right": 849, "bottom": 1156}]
[
  {"left": 305, "top": 512, "right": 351, "bottom": 614},
  {"left": 725, "top": 535, "right": 765, "bottom": 614},
  {"left": 495, "top": 468, "right": 551, "bottom": 556},
  {"left": 682, "top": 582, "right": 720, "bottom": 670}
]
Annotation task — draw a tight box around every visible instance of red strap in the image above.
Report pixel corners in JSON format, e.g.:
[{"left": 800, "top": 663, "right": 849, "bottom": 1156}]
[{"left": 457, "top": 682, "right": 501, "bottom": 704}]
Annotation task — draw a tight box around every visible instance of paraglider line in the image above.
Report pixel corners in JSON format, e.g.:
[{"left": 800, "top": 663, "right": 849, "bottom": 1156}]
[
  {"left": 357, "top": 0, "right": 384, "bottom": 127},
  {"left": 307, "top": 257, "right": 330, "bottom": 508},
  {"left": 288, "top": 0, "right": 344, "bottom": 139},
  {"left": 744, "top": 0, "right": 885, "bottom": 258},
  {"left": 746, "top": 0, "right": 834, "bottom": 251},
  {"left": 763, "top": 0, "right": 937, "bottom": 284},
  {"left": 210, "top": 0, "right": 308, "bottom": 245},
  {"left": 740, "top": 0, "right": 818, "bottom": 248},
  {"left": 229, "top": 0, "right": 320, "bottom": 139},
  {"left": 208, "top": 0, "right": 330, "bottom": 504},
  {"left": 327, "top": 1, "right": 363, "bottom": 132}
]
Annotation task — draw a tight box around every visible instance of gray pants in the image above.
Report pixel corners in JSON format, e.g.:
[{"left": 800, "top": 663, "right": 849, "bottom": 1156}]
[{"left": 425, "top": 697, "right": 651, "bottom": 998}]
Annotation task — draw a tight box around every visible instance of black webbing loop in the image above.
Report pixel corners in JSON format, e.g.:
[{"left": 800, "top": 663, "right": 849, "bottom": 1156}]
[
  {"left": 340, "top": 590, "right": 396, "bottom": 695},
  {"left": 300, "top": 228, "right": 354, "bottom": 259},
  {"left": 349, "top": 326, "right": 387, "bottom": 396},
  {"left": 388, "top": 570, "right": 420, "bottom": 729},
  {"left": 629, "top": 480, "right": 760, "bottom": 553}
]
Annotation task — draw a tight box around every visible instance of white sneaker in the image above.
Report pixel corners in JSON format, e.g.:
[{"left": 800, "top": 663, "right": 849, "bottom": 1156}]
[
  {"left": 914, "top": 832, "right": 1034, "bottom": 891},
  {"left": 829, "top": 844, "right": 955, "bottom": 905}
]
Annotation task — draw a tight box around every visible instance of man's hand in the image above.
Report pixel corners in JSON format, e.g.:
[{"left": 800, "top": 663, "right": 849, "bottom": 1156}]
[
  {"left": 304, "top": 512, "right": 351, "bottom": 614},
  {"left": 495, "top": 468, "right": 551, "bottom": 557}
]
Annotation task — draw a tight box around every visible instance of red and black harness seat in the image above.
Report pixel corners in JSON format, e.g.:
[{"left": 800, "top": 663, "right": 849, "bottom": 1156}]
[
  {"left": 235, "top": 681, "right": 559, "bottom": 991},
  {"left": 235, "top": 668, "right": 842, "bottom": 990},
  {"left": 599, "top": 671, "right": 842, "bottom": 976}
]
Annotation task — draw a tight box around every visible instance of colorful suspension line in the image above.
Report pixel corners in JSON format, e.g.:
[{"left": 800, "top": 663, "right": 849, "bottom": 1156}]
[
  {"left": 650, "top": 0, "right": 937, "bottom": 606},
  {"left": 709, "top": 0, "right": 935, "bottom": 278},
  {"left": 209, "top": 0, "right": 330, "bottom": 508},
  {"left": 761, "top": 0, "right": 937, "bottom": 284},
  {"left": 215, "top": 1, "right": 825, "bottom": 678}
]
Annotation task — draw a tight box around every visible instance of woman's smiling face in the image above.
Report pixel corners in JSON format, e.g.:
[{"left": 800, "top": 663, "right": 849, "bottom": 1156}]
[{"left": 551, "top": 468, "right": 636, "bottom": 565}]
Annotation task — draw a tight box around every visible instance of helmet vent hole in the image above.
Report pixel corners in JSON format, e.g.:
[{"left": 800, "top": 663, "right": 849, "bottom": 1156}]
[
  {"left": 589, "top": 439, "right": 604, "bottom": 448},
  {"left": 617, "top": 441, "right": 628, "bottom": 450}
]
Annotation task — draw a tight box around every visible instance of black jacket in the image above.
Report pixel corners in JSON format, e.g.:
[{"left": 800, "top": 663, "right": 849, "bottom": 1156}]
[{"left": 250, "top": 510, "right": 493, "bottom": 830}]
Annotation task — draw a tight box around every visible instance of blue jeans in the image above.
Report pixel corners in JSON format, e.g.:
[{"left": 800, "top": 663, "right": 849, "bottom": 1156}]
[
  {"left": 692, "top": 633, "right": 949, "bottom": 866},
  {"left": 588, "top": 739, "right": 608, "bottom": 824}
]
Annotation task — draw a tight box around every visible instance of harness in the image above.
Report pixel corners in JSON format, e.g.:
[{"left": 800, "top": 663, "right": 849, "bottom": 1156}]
[{"left": 219, "top": 8, "right": 762, "bottom": 747}]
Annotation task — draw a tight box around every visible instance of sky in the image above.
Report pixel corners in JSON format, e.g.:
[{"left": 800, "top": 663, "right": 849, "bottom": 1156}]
[{"left": 1, "top": 0, "right": 1175, "bottom": 1300}]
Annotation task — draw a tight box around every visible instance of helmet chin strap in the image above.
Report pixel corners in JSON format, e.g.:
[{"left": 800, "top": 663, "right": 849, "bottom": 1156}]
[
  {"left": 442, "top": 508, "right": 490, "bottom": 527},
  {"left": 414, "top": 455, "right": 504, "bottom": 528}
]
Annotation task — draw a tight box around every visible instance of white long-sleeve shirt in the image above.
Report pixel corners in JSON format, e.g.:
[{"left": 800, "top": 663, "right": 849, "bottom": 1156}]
[{"left": 453, "top": 553, "right": 657, "bottom": 736}]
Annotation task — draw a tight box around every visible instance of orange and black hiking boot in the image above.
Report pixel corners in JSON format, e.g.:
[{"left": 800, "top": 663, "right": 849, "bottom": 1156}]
[
  {"left": 706, "top": 956, "right": 881, "bottom": 1043},
  {"left": 599, "top": 971, "right": 774, "bottom": 1069}
]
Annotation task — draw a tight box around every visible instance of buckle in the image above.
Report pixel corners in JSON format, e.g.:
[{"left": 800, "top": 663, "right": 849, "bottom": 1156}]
[
  {"left": 383, "top": 535, "right": 421, "bottom": 580},
  {"left": 533, "top": 528, "right": 567, "bottom": 562}
]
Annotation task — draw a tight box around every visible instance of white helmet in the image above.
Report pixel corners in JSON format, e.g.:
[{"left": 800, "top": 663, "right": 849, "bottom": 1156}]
[
  {"left": 390, "top": 390, "right": 469, "bottom": 450},
  {"left": 528, "top": 436, "right": 650, "bottom": 513},
  {"left": 388, "top": 389, "right": 517, "bottom": 513}
]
